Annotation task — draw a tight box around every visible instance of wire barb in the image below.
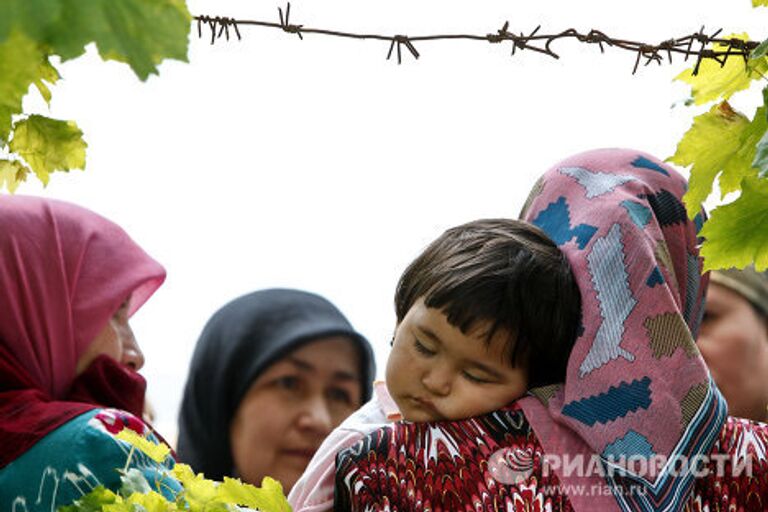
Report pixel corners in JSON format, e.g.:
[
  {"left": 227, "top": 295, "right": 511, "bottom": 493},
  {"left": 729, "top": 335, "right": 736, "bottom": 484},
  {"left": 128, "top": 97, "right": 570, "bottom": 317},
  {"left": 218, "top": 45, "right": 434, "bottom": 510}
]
[
  {"left": 583, "top": 30, "right": 611, "bottom": 54},
  {"left": 278, "top": 3, "right": 304, "bottom": 40},
  {"left": 196, "top": 15, "right": 241, "bottom": 45},
  {"left": 387, "top": 35, "right": 419, "bottom": 64},
  {"left": 486, "top": 21, "right": 510, "bottom": 44}
]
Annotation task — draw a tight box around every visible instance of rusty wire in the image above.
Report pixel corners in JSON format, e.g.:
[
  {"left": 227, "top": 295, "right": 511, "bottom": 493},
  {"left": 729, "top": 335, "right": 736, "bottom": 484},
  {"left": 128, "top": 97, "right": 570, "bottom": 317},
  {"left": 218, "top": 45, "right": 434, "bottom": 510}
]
[{"left": 194, "top": 4, "right": 760, "bottom": 73}]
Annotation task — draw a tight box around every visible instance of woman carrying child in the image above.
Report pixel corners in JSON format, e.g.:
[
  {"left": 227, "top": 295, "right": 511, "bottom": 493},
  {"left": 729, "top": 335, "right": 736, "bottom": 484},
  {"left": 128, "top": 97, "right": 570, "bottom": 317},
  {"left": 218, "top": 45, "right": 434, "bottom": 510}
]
[{"left": 293, "top": 148, "right": 768, "bottom": 511}]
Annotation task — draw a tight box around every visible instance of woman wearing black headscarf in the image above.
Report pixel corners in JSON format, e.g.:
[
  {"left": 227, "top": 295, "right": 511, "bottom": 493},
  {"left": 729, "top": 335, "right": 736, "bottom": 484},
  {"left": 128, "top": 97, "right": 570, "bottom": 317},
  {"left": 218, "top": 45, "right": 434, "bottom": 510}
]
[{"left": 176, "top": 288, "right": 375, "bottom": 492}]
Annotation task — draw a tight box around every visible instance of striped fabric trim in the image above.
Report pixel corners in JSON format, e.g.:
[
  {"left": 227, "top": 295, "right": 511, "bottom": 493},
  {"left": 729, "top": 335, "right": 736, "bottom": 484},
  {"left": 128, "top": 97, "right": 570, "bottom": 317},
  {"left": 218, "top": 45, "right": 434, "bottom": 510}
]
[{"left": 605, "top": 380, "right": 727, "bottom": 512}]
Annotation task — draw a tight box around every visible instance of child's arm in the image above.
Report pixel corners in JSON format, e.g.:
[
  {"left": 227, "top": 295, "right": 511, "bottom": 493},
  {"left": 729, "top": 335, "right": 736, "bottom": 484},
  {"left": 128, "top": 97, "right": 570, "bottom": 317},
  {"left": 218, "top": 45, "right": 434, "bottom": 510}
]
[{"left": 288, "top": 427, "right": 368, "bottom": 512}]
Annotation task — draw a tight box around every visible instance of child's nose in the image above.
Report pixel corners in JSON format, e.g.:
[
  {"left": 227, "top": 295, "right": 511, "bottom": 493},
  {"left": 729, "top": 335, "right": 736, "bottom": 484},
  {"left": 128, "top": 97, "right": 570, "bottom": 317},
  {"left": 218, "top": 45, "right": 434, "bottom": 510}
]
[{"left": 421, "top": 365, "right": 452, "bottom": 397}]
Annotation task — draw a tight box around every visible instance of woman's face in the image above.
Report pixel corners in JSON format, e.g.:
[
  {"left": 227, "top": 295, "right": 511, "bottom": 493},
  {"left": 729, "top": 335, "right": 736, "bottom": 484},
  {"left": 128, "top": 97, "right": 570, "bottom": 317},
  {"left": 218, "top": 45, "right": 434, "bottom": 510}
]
[
  {"left": 229, "top": 336, "right": 363, "bottom": 492},
  {"left": 75, "top": 301, "right": 144, "bottom": 375},
  {"left": 698, "top": 283, "right": 768, "bottom": 422}
]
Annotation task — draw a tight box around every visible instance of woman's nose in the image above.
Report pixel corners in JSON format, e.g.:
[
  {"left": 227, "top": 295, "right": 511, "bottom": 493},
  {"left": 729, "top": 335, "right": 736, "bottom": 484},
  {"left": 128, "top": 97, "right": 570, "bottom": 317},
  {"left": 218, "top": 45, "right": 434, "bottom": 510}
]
[
  {"left": 121, "top": 325, "right": 144, "bottom": 371},
  {"left": 297, "top": 395, "right": 333, "bottom": 434}
]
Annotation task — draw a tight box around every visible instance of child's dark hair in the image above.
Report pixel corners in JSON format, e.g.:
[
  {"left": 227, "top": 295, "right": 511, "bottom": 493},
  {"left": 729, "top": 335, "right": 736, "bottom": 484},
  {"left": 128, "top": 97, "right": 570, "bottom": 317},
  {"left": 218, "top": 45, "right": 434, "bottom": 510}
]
[{"left": 395, "top": 218, "right": 581, "bottom": 388}]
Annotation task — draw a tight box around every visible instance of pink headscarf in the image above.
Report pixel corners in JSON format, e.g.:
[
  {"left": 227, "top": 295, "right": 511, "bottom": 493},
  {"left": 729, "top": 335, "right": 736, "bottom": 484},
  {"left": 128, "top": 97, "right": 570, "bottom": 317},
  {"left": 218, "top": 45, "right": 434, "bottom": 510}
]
[
  {"left": 519, "top": 149, "right": 726, "bottom": 511},
  {"left": 0, "top": 195, "right": 165, "bottom": 466}
]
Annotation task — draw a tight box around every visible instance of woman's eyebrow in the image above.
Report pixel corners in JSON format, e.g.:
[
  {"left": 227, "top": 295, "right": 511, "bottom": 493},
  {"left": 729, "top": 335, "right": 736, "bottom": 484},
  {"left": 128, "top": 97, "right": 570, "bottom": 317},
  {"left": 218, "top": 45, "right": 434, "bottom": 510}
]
[
  {"left": 331, "top": 371, "right": 360, "bottom": 382},
  {"left": 286, "top": 356, "right": 359, "bottom": 381},
  {"left": 286, "top": 356, "right": 314, "bottom": 372}
]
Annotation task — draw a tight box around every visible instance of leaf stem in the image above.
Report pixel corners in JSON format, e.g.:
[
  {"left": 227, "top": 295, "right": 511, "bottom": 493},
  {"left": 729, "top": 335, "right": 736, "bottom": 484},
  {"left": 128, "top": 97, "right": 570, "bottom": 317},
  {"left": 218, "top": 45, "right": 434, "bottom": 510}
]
[{"left": 124, "top": 445, "right": 136, "bottom": 473}]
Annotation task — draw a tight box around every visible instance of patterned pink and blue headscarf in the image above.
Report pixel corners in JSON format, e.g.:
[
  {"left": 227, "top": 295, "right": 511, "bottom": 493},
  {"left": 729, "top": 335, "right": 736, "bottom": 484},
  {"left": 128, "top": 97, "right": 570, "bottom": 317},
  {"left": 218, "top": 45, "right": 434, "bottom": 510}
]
[{"left": 518, "top": 148, "right": 727, "bottom": 511}]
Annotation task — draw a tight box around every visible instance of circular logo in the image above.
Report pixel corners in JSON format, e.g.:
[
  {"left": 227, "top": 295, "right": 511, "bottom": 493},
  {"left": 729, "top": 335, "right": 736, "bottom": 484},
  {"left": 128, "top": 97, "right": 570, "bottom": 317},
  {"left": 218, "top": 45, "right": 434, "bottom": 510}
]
[{"left": 489, "top": 447, "right": 535, "bottom": 484}]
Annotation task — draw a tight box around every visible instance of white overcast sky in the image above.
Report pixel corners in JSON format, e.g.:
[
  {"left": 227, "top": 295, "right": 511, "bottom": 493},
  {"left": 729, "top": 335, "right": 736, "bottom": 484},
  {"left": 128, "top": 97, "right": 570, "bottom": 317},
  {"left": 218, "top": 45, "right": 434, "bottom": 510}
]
[{"left": 13, "top": 0, "right": 765, "bottom": 438}]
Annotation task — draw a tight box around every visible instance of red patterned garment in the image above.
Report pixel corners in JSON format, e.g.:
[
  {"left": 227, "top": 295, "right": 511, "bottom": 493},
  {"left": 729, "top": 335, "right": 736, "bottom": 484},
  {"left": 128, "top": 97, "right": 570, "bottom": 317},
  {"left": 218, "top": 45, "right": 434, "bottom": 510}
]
[
  {"left": 685, "top": 417, "right": 768, "bottom": 512},
  {"left": 334, "top": 402, "right": 576, "bottom": 512},
  {"left": 335, "top": 409, "right": 768, "bottom": 512}
]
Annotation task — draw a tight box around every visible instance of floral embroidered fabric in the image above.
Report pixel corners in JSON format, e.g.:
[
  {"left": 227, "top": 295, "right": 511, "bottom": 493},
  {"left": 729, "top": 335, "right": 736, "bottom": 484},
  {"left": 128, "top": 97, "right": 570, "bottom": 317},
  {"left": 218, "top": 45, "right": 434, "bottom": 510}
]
[{"left": 335, "top": 406, "right": 768, "bottom": 511}]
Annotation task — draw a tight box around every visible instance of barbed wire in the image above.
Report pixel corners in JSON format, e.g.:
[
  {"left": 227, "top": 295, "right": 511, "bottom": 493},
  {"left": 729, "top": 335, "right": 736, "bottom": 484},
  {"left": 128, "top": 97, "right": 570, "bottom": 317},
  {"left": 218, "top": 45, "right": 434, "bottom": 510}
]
[{"left": 194, "top": 3, "right": 760, "bottom": 74}]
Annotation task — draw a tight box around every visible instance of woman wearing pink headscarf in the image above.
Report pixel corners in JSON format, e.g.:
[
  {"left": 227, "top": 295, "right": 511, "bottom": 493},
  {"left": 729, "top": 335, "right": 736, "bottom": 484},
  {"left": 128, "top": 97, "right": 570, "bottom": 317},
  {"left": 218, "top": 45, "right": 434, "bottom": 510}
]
[
  {"left": 333, "top": 149, "right": 768, "bottom": 511},
  {"left": 0, "top": 196, "right": 178, "bottom": 509}
]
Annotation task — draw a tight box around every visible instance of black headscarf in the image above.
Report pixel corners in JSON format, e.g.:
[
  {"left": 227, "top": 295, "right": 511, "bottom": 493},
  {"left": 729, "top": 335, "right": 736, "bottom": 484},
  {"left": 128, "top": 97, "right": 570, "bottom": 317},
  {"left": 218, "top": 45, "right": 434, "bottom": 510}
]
[{"left": 176, "top": 288, "right": 376, "bottom": 480}]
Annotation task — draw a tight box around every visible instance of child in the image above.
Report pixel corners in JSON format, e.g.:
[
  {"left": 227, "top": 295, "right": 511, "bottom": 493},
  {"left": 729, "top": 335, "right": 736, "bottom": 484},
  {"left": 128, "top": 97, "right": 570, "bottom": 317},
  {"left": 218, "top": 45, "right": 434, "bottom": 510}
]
[{"left": 288, "top": 217, "right": 581, "bottom": 511}]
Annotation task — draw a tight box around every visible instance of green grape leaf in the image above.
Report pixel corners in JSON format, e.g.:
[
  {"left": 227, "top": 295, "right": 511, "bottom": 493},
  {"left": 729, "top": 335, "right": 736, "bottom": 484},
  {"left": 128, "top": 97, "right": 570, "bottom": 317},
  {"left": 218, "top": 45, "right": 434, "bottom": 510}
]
[
  {"left": 700, "top": 176, "right": 768, "bottom": 271},
  {"left": 0, "top": 0, "right": 62, "bottom": 44},
  {"left": 183, "top": 481, "right": 229, "bottom": 512},
  {"left": 752, "top": 38, "right": 768, "bottom": 59},
  {"left": 1, "top": 1, "right": 190, "bottom": 80},
  {"left": 753, "top": 0, "right": 768, "bottom": 6},
  {"left": 169, "top": 466, "right": 227, "bottom": 512},
  {"left": 0, "top": 159, "right": 32, "bottom": 193},
  {"left": 125, "top": 491, "right": 176, "bottom": 512},
  {"left": 669, "top": 102, "right": 762, "bottom": 217},
  {"left": 0, "top": 30, "right": 46, "bottom": 144},
  {"left": 58, "top": 486, "right": 120, "bottom": 512},
  {"left": 33, "top": 57, "right": 60, "bottom": 105},
  {"left": 9, "top": 115, "right": 86, "bottom": 185},
  {"left": 218, "top": 477, "right": 291, "bottom": 512},
  {"left": 675, "top": 33, "right": 768, "bottom": 105},
  {"left": 102, "top": 501, "right": 132, "bottom": 512},
  {"left": 719, "top": 105, "right": 766, "bottom": 194},
  {"left": 754, "top": 128, "right": 768, "bottom": 177},
  {"left": 170, "top": 463, "right": 197, "bottom": 486},
  {"left": 115, "top": 428, "right": 171, "bottom": 464},
  {"left": 61, "top": 462, "right": 291, "bottom": 512},
  {"left": 52, "top": 0, "right": 191, "bottom": 80},
  {"left": 0, "top": 107, "right": 11, "bottom": 147},
  {"left": 754, "top": 86, "right": 768, "bottom": 177},
  {"left": 764, "top": 86, "right": 768, "bottom": 119}
]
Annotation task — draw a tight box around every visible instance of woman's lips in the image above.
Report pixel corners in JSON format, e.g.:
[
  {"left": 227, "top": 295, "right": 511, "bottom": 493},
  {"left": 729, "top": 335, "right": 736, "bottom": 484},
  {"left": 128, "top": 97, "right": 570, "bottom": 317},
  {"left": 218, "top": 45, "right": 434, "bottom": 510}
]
[{"left": 281, "top": 448, "right": 317, "bottom": 460}]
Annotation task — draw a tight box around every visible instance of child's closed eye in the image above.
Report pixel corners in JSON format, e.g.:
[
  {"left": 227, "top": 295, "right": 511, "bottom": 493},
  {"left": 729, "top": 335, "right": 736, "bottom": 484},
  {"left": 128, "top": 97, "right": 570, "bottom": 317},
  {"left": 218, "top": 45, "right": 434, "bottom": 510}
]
[
  {"left": 413, "top": 338, "right": 436, "bottom": 356},
  {"left": 462, "top": 371, "right": 492, "bottom": 384}
]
